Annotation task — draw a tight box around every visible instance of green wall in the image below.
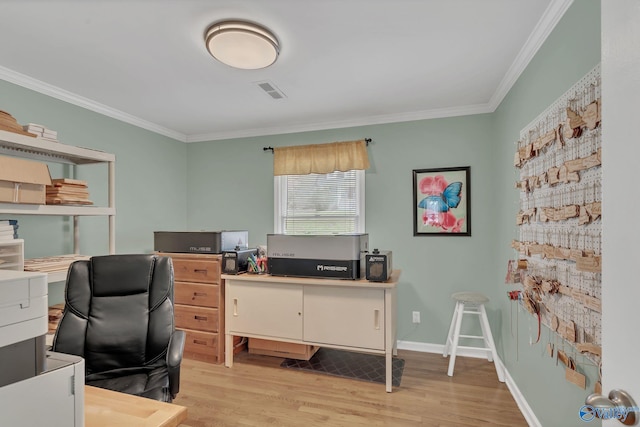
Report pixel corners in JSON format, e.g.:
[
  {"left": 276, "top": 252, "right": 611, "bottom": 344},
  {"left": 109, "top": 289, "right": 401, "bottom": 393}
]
[
  {"left": 493, "top": 1, "right": 601, "bottom": 426},
  {"left": 0, "top": 80, "right": 188, "bottom": 301},
  {"left": 187, "top": 115, "right": 497, "bottom": 345},
  {"left": 187, "top": 2, "right": 601, "bottom": 426},
  {"left": 0, "top": 1, "right": 602, "bottom": 424}
]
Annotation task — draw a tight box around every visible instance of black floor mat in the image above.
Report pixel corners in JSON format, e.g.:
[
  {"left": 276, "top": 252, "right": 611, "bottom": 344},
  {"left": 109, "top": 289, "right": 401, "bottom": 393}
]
[{"left": 280, "top": 347, "right": 404, "bottom": 387}]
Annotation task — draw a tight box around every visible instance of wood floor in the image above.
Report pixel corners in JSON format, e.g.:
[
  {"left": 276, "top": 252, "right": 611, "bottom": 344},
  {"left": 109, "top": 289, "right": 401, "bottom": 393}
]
[{"left": 174, "top": 349, "right": 528, "bottom": 427}]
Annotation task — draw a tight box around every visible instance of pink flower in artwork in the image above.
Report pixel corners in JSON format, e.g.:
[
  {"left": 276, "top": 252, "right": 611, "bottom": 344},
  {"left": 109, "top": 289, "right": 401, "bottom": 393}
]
[
  {"left": 419, "top": 175, "right": 448, "bottom": 195},
  {"left": 418, "top": 173, "right": 465, "bottom": 233},
  {"left": 422, "top": 209, "right": 441, "bottom": 227},
  {"left": 440, "top": 211, "right": 458, "bottom": 230},
  {"left": 423, "top": 210, "right": 464, "bottom": 232},
  {"left": 440, "top": 212, "right": 465, "bottom": 233}
]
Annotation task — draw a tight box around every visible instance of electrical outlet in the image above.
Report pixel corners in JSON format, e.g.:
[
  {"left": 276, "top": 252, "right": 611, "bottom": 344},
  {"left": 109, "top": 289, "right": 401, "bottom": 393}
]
[{"left": 412, "top": 311, "right": 420, "bottom": 323}]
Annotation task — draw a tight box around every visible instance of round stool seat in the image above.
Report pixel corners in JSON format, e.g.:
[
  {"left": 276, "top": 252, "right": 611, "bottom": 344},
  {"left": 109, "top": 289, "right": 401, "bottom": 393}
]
[{"left": 451, "top": 291, "right": 489, "bottom": 304}]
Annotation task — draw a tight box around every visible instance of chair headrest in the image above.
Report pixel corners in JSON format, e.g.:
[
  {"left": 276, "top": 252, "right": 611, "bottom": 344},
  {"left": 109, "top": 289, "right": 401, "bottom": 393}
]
[{"left": 91, "top": 254, "right": 160, "bottom": 297}]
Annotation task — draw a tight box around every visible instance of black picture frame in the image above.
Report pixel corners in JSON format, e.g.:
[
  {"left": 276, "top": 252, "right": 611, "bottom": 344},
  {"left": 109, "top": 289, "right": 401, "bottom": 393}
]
[{"left": 412, "top": 166, "right": 471, "bottom": 236}]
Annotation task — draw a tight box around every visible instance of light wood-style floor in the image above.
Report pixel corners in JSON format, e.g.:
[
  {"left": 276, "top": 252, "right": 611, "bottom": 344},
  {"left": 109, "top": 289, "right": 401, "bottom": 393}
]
[{"left": 174, "top": 349, "right": 527, "bottom": 427}]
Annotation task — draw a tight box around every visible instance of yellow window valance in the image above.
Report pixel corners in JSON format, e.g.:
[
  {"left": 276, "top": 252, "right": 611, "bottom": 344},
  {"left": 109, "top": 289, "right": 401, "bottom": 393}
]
[{"left": 273, "top": 139, "right": 370, "bottom": 176}]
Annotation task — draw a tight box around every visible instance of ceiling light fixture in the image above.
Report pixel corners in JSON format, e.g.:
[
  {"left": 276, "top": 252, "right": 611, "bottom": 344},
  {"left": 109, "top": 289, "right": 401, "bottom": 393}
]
[{"left": 205, "top": 20, "right": 280, "bottom": 70}]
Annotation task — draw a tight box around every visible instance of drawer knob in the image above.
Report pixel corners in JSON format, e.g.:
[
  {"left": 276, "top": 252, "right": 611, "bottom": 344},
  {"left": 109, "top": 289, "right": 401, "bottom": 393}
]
[
  {"left": 193, "top": 339, "right": 207, "bottom": 345},
  {"left": 194, "top": 315, "right": 208, "bottom": 321}
]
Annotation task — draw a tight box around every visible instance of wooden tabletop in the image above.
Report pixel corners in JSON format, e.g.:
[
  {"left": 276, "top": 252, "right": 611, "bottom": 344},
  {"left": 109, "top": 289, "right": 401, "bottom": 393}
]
[
  {"left": 85, "top": 385, "right": 187, "bottom": 427},
  {"left": 222, "top": 269, "right": 401, "bottom": 289}
]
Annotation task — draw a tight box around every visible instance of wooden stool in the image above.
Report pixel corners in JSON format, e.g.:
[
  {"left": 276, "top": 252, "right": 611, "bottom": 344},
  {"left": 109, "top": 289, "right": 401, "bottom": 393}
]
[{"left": 443, "top": 291, "right": 505, "bottom": 382}]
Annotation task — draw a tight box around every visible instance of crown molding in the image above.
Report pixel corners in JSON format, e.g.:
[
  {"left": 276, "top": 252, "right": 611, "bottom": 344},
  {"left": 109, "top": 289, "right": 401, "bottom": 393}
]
[
  {"left": 0, "top": 65, "right": 187, "bottom": 142},
  {"left": 186, "top": 103, "right": 493, "bottom": 142},
  {"left": 488, "top": 0, "right": 574, "bottom": 111},
  {"left": 187, "top": 0, "right": 574, "bottom": 142},
  {"left": 0, "top": 0, "right": 572, "bottom": 144}
]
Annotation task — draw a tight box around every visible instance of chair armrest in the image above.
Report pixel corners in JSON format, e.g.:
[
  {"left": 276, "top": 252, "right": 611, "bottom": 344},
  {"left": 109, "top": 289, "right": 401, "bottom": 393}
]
[
  {"left": 167, "top": 329, "right": 186, "bottom": 399},
  {"left": 168, "top": 330, "right": 186, "bottom": 368}
]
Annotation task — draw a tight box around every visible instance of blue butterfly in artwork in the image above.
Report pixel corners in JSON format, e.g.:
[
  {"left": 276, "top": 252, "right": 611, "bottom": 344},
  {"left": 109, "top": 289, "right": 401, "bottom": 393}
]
[{"left": 418, "top": 182, "right": 463, "bottom": 212}]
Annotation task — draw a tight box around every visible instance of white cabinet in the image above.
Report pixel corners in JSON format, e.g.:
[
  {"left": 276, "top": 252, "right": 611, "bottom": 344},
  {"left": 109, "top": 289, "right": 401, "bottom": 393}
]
[
  {"left": 0, "top": 129, "right": 115, "bottom": 282},
  {"left": 223, "top": 271, "right": 400, "bottom": 392},
  {"left": 303, "top": 285, "right": 385, "bottom": 350},
  {"left": 225, "top": 280, "right": 385, "bottom": 347},
  {"left": 227, "top": 281, "right": 303, "bottom": 340}
]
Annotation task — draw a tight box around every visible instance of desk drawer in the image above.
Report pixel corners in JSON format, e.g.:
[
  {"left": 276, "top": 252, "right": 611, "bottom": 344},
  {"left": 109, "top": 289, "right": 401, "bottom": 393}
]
[
  {"left": 180, "top": 328, "right": 220, "bottom": 364},
  {"left": 175, "top": 305, "right": 219, "bottom": 332},
  {"left": 175, "top": 281, "right": 220, "bottom": 308},
  {"left": 173, "top": 258, "right": 220, "bottom": 284}
]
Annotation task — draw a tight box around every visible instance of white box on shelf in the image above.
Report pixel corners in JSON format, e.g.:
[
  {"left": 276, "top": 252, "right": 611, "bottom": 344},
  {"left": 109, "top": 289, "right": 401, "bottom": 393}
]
[{"left": 0, "top": 239, "right": 24, "bottom": 272}]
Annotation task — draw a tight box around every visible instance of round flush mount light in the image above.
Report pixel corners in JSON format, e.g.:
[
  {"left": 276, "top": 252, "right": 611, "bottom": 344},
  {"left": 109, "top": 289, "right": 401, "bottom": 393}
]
[{"left": 205, "top": 20, "right": 280, "bottom": 70}]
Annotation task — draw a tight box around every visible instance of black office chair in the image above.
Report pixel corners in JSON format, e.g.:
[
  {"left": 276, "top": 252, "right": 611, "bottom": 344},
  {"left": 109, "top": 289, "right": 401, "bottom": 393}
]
[{"left": 52, "top": 254, "right": 186, "bottom": 402}]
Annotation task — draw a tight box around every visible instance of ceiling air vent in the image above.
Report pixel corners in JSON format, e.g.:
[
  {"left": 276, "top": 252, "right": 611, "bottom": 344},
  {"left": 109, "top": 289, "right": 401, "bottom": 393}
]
[{"left": 256, "top": 80, "right": 286, "bottom": 100}]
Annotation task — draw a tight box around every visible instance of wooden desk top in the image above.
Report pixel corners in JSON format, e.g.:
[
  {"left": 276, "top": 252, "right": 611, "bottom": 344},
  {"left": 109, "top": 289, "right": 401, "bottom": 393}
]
[
  {"left": 85, "top": 385, "right": 187, "bottom": 427},
  {"left": 222, "top": 269, "right": 401, "bottom": 289}
]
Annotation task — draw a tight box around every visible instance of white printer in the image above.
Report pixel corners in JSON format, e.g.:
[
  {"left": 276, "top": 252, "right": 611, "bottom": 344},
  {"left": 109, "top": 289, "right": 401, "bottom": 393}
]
[{"left": 0, "top": 270, "right": 85, "bottom": 427}]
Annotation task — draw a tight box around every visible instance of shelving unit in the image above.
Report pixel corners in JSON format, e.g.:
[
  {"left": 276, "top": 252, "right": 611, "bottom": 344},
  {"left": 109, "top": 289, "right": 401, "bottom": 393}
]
[{"left": 0, "top": 129, "right": 115, "bottom": 283}]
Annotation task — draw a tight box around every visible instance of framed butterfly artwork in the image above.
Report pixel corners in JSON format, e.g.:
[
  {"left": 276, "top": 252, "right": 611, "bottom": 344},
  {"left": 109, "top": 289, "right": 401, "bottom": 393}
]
[{"left": 412, "top": 166, "right": 471, "bottom": 236}]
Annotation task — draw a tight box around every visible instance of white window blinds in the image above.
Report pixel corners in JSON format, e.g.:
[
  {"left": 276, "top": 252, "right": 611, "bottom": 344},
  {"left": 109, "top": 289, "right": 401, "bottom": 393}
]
[{"left": 274, "top": 169, "right": 365, "bottom": 235}]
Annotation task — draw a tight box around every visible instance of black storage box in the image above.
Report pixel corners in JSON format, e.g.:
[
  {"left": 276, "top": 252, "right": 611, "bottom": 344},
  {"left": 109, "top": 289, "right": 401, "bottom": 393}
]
[
  {"left": 153, "top": 231, "right": 248, "bottom": 254},
  {"left": 365, "top": 249, "right": 393, "bottom": 282},
  {"left": 222, "top": 248, "right": 258, "bottom": 274}
]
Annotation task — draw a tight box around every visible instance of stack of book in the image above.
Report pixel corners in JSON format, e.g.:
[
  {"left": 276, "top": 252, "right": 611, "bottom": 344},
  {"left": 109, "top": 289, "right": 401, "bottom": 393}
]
[
  {"left": 48, "top": 304, "right": 65, "bottom": 334},
  {"left": 22, "top": 123, "right": 59, "bottom": 142},
  {"left": 0, "top": 219, "right": 18, "bottom": 240},
  {"left": 46, "top": 178, "right": 93, "bottom": 205}
]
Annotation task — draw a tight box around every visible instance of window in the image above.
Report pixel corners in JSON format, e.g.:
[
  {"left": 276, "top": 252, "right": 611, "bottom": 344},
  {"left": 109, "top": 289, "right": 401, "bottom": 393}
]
[{"left": 274, "top": 169, "right": 365, "bottom": 235}]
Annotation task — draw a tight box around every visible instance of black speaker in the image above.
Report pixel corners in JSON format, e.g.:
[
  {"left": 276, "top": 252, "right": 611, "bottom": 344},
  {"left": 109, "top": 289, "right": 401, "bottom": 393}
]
[
  {"left": 222, "top": 248, "right": 258, "bottom": 274},
  {"left": 365, "top": 249, "right": 393, "bottom": 282}
]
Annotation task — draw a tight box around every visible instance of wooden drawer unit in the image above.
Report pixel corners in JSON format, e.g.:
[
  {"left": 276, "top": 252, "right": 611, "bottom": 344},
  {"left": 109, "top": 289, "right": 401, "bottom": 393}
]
[
  {"left": 173, "top": 258, "right": 220, "bottom": 284},
  {"left": 174, "top": 304, "right": 219, "bottom": 332},
  {"left": 157, "top": 252, "right": 226, "bottom": 364},
  {"left": 181, "top": 328, "right": 219, "bottom": 363},
  {"left": 174, "top": 281, "right": 220, "bottom": 307}
]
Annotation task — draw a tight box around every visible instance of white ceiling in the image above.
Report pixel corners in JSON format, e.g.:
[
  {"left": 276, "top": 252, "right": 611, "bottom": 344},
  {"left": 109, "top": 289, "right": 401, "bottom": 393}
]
[{"left": 0, "top": 0, "right": 572, "bottom": 143}]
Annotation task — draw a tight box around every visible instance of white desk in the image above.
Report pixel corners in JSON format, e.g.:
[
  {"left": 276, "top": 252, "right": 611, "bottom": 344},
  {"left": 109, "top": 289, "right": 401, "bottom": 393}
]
[{"left": 223, "top": 270, "right": 400, "bottom": 392}]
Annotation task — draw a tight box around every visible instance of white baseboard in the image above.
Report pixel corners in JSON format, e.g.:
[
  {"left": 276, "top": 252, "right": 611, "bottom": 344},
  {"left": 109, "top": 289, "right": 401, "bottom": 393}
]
[
  {"left": 397, "top": 340, "right": 541, "bottom": 427},
  {"left": 397, "top": 340, "right": 491, "bottom": 359},
  {"left": 498, "top": 359, "right": 542, "bottom": 427}
]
